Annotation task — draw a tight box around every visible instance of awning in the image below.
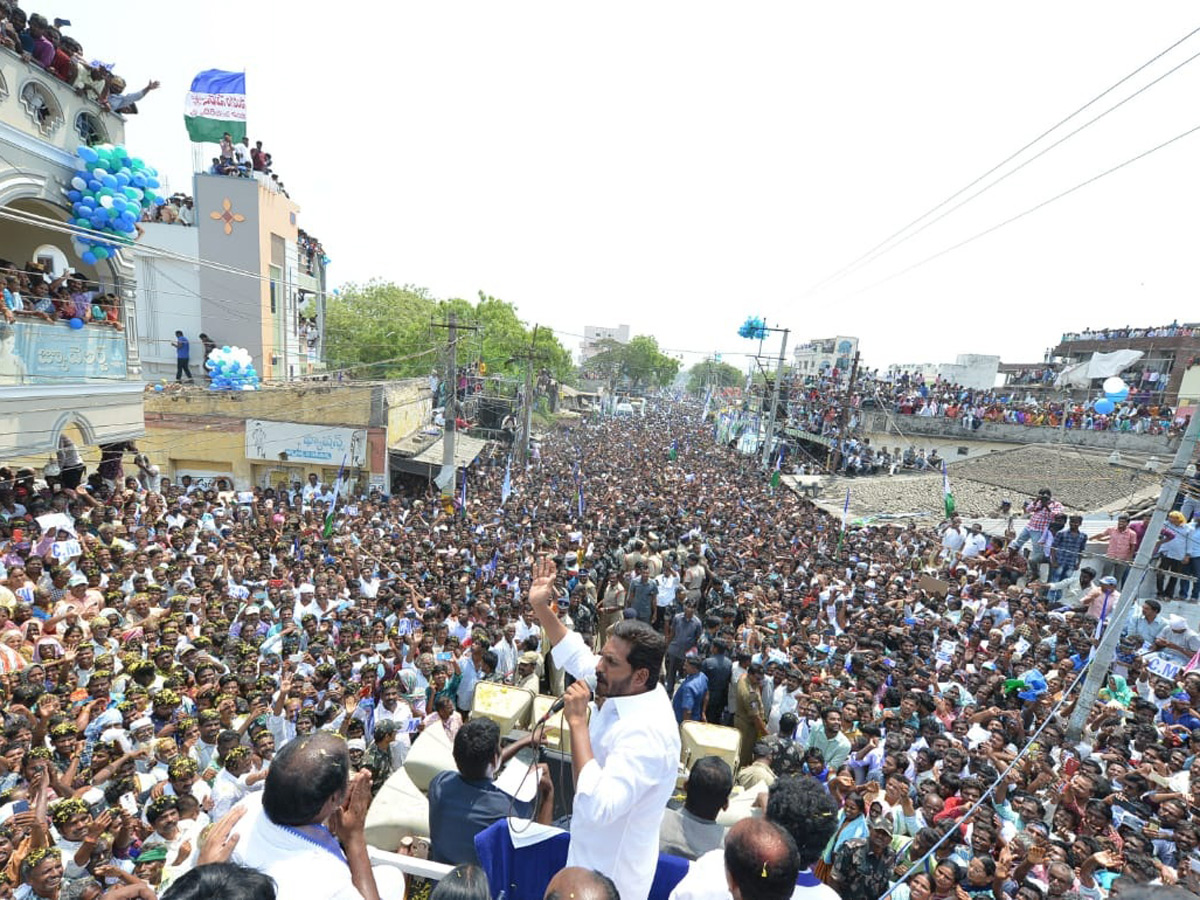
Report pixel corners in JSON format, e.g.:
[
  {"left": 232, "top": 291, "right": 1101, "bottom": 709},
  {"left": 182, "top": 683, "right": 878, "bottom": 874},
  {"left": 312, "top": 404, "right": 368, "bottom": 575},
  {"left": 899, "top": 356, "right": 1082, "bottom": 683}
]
[{"left": 390, "top": 433, "right": 489, "bottom": 477}]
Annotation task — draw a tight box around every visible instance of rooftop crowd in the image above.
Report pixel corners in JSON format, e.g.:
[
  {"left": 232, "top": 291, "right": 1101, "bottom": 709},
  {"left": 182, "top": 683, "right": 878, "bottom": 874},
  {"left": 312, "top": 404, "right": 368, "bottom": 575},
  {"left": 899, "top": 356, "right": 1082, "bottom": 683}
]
[
  {"left": 1061, "top": 324, "right": 1197, "bottom": 343},
  {"left": 0, "top": 397, "right": 1198, "bottom": 899},
  {"left": 0, "top": 2, "right": 158, "bottom": 115}
]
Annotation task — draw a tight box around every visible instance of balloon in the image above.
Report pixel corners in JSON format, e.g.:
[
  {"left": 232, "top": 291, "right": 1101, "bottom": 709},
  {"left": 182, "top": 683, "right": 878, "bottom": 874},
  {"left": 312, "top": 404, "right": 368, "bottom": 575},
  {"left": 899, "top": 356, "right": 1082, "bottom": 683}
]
[
  {"left": 87, "top": 180, "right": 101, "bottom": 192},
  {"left": 77, "top": 146, "right": 98, "bottom": 163},
  {"left": 93, "top": 247, "right": 109, "bottom": 260},
  {"left": 92, "top": 167, "right": 108, "bottom": 180},
  {"left": 66, "top": 190, "right": 81, "bottom": 202},
  {"left": 81, "top": 251, "right": 96, "bottom": 265},
  {"left": 1106, "top": 388, "right": 1129, "bottom": 403},
  {"left": 68, "top": 317, "right": 83, "bottom": 330},
  {"left": 99, "top": 195, "right": 113, "bottom": 208},
  {"left": 1102, "top": 376, "right": 1127, "bottom": 395},
  {"left": 71, "top": 176, "right": 87, "bottom": 191},
  {"left": 154, "top": 384, "right": 164, "bottom": 392},
  {"left": 1094, "top": 398, "right": 1115, "bottom": 415}
]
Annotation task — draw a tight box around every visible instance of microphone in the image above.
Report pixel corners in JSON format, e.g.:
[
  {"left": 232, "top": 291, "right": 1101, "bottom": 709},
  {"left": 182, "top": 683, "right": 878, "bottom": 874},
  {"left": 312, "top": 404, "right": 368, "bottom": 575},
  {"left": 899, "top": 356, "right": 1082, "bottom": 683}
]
[{"left": 536, "top": 680, "right": 594, "bottom": 725}]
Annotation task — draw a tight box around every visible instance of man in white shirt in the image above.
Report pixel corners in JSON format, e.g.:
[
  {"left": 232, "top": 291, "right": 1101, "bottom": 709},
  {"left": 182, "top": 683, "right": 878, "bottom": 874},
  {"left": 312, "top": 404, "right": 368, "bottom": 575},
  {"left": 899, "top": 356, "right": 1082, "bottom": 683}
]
[
  {"left": 231, "top": 731, "right": 403, "bottom": 900},
  {"left": 531, "top": 557, "right": 680, "bottom": 900},
  {"left": 961, "top": 523, "right": 988, "bottom": 559}
]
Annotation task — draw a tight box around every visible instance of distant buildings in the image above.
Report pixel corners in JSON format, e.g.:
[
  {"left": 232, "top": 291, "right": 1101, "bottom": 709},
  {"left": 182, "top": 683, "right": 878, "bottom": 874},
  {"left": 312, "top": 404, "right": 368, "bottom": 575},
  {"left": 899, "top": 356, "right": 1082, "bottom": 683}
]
[
  {"left": 792, "top": 336, "right": 858, "bottom": 376},
  {"left": 886, "top": 354, "right": 1000, "bottom": 391},
  {"left": 579, "top": 323, "right": 630, "bottom": 363},
  {"left": 1053, "top": 323, "right": 1200, "bottom": 407}
]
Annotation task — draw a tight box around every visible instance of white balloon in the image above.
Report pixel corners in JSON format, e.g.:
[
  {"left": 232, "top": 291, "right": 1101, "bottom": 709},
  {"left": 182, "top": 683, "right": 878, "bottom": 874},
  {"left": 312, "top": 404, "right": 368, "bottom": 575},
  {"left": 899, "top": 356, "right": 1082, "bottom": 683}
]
[{"left": 1102, "top": 376, "right": 1127, "bottom": 394}]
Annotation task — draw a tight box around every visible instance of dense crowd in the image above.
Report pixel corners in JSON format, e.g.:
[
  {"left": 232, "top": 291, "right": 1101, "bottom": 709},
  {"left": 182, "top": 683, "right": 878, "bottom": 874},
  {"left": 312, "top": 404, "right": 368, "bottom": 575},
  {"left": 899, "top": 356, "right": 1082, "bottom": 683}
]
[
  {"left": 0, "top": 2, "right": 157, "bottom": 115},
  {"left": 1, "top": 262, "right": 123, "bottom": 330},
  {"left": 0, "top": 399, "right": 1199, "bottom": 899},
  {"left": 1062, "top": 324, "right": 1197, "bottom": 343}
]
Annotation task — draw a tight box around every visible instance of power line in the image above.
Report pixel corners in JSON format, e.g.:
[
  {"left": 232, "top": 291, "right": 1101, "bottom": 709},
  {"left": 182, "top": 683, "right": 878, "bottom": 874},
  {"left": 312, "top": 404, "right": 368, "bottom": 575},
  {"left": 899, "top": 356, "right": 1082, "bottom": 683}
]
[
  {"left": 803, "top": 24, "right": 1200, "bottom": 297},
  {"left": 843, "top": 120, "right": 1200, "bottom": 298}
]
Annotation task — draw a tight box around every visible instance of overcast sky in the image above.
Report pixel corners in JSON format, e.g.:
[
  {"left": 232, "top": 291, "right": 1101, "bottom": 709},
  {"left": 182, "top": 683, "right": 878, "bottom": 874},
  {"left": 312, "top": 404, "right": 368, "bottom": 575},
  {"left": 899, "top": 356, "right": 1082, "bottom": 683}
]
[{"left": 58, "top": 2, "right": 1200, "bottom": 371}]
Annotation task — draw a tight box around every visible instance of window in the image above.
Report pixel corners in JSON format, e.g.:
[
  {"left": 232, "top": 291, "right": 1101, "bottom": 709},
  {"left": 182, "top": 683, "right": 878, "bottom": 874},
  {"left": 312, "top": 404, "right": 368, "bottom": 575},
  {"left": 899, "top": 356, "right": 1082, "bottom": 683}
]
[
  {"left": 19, "top": 80, "right": 63, "bottom": 136},
  {"left": 74, "top": 111, "right": 107, "bottom": 146}
]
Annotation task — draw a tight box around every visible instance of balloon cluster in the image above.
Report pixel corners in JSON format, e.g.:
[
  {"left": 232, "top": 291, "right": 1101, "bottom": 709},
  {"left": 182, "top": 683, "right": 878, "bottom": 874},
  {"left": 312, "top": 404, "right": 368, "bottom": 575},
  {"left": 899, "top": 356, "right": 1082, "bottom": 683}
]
[
  {"left": 67, "top": 144, "right": 164, "bottom": 265},
  {"left": 205, "top": 346, "right": 261, "bottom": 392},
  {"left": 1094, "top": 376, "right": 1130, "bottom": 415},
  {"left": 737, "top": 316, "right": 768, "bottom": 340}
]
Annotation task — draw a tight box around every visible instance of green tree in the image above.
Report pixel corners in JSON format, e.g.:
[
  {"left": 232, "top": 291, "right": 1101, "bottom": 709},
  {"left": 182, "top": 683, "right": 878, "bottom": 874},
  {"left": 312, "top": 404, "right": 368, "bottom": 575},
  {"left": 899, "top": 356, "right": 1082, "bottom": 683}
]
[
  {"left": 687, "top": 360, "right": 742, "bottom": 393},
  {"left": 323, "top": 281, "right": 436, "bottom": 378},
  {"left": 324, "top": 282, "right": 574, "bottom": 382},
  {"left": 583, "top": 334, "right": 680, "bottom": 390}
]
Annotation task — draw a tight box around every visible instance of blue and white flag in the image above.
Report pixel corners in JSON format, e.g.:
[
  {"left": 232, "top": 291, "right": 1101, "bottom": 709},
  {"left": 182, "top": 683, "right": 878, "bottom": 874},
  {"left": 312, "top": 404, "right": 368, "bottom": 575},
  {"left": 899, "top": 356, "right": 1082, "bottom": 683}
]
[
  {"left": 184, "top": 69, "right": 246, "bottom": 142},
  {"left": 500, "top": 455, "right": 512, "bottom": 506}
]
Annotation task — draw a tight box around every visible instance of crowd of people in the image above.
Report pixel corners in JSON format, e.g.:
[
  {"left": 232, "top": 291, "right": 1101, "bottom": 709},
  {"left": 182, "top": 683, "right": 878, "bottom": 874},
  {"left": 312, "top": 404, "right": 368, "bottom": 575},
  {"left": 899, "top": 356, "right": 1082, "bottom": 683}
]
[
  {"left": 141, "top": 197, "right": 193, "bottom": 228},
  {"left": 0, "top": 398, "right": 1200, "bottom": 900},
  {"left": 1, "top": 262, "right": 123, "bottom": 330},
  {"left": 0, "top": 2, "right": 157, "bottom": 115},
  {"left": 208, "top": 135, "right": 289, "bottom": 197},
  {"left": 1062, "top": 324, "right": 1197, "bottom": 343}
]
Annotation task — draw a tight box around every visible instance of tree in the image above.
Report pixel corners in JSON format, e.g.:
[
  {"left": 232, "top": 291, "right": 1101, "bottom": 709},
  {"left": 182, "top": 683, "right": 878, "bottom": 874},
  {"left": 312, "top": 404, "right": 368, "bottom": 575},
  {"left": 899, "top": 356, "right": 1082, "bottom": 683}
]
[
  {"left": 323, "top": 281, "right": 574, "bottom": 382},
  {"left": 323, "top": 281, "right": 436, "bottom": 378},
  {"left": 583, "top": 334, "right": 680, "bottom": 391},
  {"left": 687, "top": 360, "right": 742, "bottom": 393}
]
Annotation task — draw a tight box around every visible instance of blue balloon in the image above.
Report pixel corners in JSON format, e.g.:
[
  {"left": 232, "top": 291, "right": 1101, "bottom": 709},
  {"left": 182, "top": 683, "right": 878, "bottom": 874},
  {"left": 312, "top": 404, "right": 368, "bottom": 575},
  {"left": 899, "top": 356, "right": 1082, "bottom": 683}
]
[
  {"left": 87, "top": 180, "right": 101, "bottom": 192},
  {"left": 68, "top": 317, "right": 83, "bottom": 330},
  {"left": 1094, "top": 398, "right": 1115, "bottom": 415},
  {"left": 90, "top": 214, "right": 106, "bottom": 229},
  {"left": 81, "top": 251, "right": 96, "bottom": 265},
  {"left": 77, "top": 145, "right": 98, "bottom": 163},
  {"left": 101, "top": 174, "right": 117, "bottom": 189},
  {"left": 147, "top": 177, "right": 160, "bottom": 189},
  {"left": 1106, "top": 388, "right": 1129, "bottom": 403},
  {"left": 132, "top": 174, "right": 147, "bottom": 188},
  {"left": 66, "top": 190, "right": 81, "bottom": 202}
]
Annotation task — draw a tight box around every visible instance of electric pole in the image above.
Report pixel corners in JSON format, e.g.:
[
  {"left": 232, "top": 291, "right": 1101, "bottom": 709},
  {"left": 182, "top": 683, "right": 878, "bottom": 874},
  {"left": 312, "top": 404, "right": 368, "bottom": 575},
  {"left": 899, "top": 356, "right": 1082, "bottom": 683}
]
[
  {"left": 1066, "top": 410, "right": 1200, "bottom": 740},
  {"left": 430, "top": 313, "right": 479, "bottom": 499},
  {"left": 760, "top": 328, "right": 790, "bottom": 469},
  {"left": 830, "top": 351, "right": 860, "bottom": 472},
  {"left": 516, "top": 324, "right": 547, "bottom": 468}
]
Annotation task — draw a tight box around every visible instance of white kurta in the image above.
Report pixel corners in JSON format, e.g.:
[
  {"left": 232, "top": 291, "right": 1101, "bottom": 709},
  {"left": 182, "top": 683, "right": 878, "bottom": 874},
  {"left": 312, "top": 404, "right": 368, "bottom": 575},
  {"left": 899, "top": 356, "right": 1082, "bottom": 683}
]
[{"left": 551, "top": 629, "right": 681, "bottom": 900}]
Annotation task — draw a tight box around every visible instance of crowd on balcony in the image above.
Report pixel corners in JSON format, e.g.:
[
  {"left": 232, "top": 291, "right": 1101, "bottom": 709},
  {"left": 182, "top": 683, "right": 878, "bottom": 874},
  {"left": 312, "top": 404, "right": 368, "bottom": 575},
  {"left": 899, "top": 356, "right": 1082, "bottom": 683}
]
[
  {"left": 140, "top": 195, "right": 193, "bottom": 227},
  {"left": 297, "top": 230, "right": 325, "bottom": 276},
  {"left": 0, "top": 261, "right": 121, "bottom": 330},
  {"left": 1061, "top": 322, "right": 1198, "bottom": 343},
  {"left": 0, "top": 4, "right": 159, "bottom": 115},
  {"left": 1003, "top": 367, "right": 1058, "bottom": 387}
]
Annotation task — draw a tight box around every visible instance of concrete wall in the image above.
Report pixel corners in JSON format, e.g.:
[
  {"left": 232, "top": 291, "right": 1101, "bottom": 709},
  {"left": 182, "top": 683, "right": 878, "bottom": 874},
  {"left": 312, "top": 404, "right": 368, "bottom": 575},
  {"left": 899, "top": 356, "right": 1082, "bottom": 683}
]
[
  {"left": 863, "top": 410, "right": 1179, "bottom": 455},
  {"left": 384, "top": 380, "right": 433, "bottom": 448},
  {"left": 939, "top": 354, "right": 1000, "bottom": 390},
  {"left": 146, "top": 382, "right": 383, "bottom": 427},
  {"left": 133, "top": 223, "right": 201, "bottom": 382}
]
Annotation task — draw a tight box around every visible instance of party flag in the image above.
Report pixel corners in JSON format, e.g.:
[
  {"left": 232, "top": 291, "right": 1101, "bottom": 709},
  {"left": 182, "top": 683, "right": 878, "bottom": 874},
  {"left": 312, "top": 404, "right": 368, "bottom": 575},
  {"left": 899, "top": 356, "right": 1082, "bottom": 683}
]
[
  {"left": 322, "top": 455, "right": 346, "bottom": 538},
  {"left": 941, "top": 459, "right": 955, "bottom": 518},
  {"left": 837, "top": 488, "right": 851, "bottom": 553},
  {"left": 500, "top": 455, "right": 512, "bottom": 506},
  {"left": 184, "top": 69, "right": 247, "bottom": 142}
]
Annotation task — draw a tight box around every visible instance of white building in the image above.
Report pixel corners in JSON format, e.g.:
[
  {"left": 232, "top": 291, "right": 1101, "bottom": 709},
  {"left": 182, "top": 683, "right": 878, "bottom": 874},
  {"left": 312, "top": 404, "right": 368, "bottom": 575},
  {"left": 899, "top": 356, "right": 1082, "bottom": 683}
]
[
  {"left": 134, "top": 174, "right": 328, "bottom": 383},
  {"left": 579, "top": 323, "right": 630, "bottom": 363},
  {"left": 792, "top": 336, "right": 858, "bottom": 375},
  {"left": 887, "top": 354, "right": 1001, "bottom": 390},
  {"left": 0, "top": 52, "right": 144, "bottom": 458}
]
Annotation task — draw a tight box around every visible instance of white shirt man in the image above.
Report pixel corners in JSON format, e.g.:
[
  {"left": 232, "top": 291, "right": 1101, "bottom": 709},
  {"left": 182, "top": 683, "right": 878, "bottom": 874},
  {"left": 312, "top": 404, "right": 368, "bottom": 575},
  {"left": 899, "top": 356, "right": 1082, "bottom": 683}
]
[
  {"left": 550, "top": 629, "right": 681, "bottom": 900},
  {"left": 961, "top": 526, "right": 988, "bottom": 559}
]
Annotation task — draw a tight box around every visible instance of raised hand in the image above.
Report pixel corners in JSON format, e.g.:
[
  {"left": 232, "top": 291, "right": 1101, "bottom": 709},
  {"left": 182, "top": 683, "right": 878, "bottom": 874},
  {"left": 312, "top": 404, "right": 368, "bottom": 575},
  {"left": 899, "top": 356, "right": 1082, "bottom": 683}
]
[{"left": 528, "top": 556, "right": 558, "bottom": 609}]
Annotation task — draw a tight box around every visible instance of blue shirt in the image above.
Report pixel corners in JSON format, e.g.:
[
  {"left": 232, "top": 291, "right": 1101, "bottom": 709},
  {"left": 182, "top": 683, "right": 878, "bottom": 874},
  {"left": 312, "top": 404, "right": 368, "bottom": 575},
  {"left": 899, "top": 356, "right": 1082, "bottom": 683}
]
[
  {"left": 427, "top": 770, "right": 533, "bottom": 866},
  {"left": 175, "top": 335, "right": 190, "bottom": 360},
  {"left": 672, "top": 670, "right": 708, "bottom": 723}
]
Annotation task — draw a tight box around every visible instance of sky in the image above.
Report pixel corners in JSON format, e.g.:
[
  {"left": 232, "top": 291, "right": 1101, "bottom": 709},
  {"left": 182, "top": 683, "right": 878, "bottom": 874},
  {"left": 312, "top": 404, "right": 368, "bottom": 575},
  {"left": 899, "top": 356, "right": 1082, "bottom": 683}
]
[{"left": 55, "top": 2, "right": 1200, "bottom": 372}]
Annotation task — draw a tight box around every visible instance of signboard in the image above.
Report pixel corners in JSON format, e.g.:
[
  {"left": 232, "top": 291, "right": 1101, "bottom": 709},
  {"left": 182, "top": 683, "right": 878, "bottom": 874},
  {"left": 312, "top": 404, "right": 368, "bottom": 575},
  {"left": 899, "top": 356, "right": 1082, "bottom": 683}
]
[
  {"left": 1146, "top": 653, "right": 1184, "bottom": 681},
  {"left": 0, "top": 319, "right": 128, "bottom": 383},
  {"left": 245, "top": 419, "right": 367, "bottom": 467},
  {"left": 918, "top": 574, "right": 950, "bottom": 598}
]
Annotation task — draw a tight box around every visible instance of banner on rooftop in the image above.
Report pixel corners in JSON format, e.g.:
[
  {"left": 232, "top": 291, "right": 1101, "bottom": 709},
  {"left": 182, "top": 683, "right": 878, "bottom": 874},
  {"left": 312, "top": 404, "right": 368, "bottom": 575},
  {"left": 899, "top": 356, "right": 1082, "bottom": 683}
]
[{"left": 184, "top": 69, "right": 246, "bottom": 143}]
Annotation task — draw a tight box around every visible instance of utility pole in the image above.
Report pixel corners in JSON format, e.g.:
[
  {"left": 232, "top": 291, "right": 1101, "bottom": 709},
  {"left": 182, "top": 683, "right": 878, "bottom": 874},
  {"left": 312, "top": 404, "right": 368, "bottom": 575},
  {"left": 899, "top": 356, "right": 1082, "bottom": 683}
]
[
  {"left": 517, "top": 324, "right": 541, "bottom": 468},
  {"left": 430, "top": 313, "right": 479, "bottom": 499},
  {"left": 1067, "top": 411, "right": 1200, "bottom": 740},
  {"left": 440, "top": 312, "right": 458, "bottom": 498},
  {"left": 830, "top": 351, "right": 860, "bottom": 472},
  {"left": 760, "top": 328, "right": 790, "bottom": 469}
]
